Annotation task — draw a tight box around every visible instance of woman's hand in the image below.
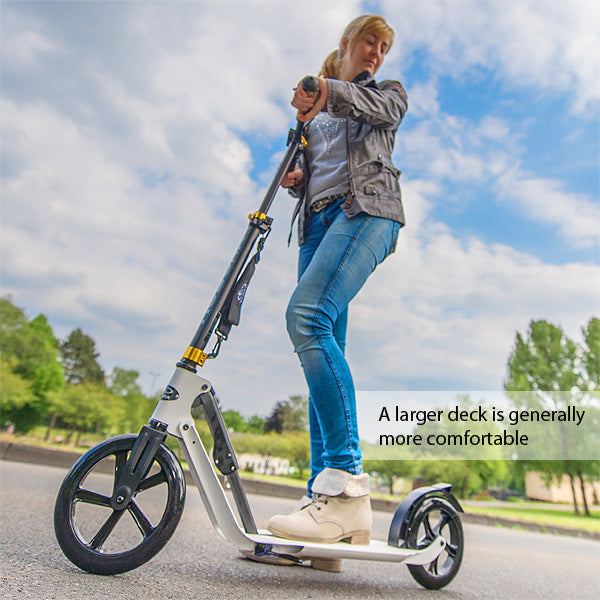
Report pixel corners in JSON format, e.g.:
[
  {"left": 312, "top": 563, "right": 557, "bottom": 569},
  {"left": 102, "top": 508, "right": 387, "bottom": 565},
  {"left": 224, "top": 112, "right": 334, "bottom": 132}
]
[
  {"left": 281, "top": 165, "right": 303, "bottom": 188},
  {"left": 292, "top": 77, "right": 328, "bottom": 122}
]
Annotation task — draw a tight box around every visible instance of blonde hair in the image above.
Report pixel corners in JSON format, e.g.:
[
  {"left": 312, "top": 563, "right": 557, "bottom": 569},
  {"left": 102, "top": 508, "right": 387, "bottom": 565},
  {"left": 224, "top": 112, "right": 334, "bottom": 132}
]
[{"left": 319, "top": 15, "right": 395, "bottom": 79}]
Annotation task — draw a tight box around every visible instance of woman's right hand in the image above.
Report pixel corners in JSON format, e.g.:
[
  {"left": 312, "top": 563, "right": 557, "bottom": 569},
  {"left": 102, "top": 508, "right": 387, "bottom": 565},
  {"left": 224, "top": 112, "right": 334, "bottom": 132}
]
[
  {"left": 292, "top": 77, "right": 328, "bottom": 122},
  {"left": 281, "top": 165, "right": 303, "bottom": 188}
]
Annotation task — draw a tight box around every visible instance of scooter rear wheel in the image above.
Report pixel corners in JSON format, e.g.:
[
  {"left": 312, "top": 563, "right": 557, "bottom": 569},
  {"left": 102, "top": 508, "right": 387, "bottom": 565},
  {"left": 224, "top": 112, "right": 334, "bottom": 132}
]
[
  {"left": 54, "top": 434, "right": 185, "bottom": 575},
  {"left": 405, "top": 497, "right": 464, "bottom": 589}
]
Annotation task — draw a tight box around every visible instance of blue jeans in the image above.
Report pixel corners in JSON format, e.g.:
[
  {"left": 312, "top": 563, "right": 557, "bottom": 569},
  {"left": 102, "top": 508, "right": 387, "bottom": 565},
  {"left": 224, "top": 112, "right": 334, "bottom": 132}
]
[{"left": 286, "top": 201, "right": 401, "bottom": 493}]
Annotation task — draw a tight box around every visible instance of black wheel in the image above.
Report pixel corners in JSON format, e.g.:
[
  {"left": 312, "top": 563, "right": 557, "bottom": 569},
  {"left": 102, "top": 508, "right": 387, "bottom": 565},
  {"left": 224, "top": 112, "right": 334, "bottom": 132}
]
[
  {"left": 54, "top": 434, "right": 185, "bottom": 575},
  {"left": 406, "top": 497, "right": 464, "bottom": 589}
]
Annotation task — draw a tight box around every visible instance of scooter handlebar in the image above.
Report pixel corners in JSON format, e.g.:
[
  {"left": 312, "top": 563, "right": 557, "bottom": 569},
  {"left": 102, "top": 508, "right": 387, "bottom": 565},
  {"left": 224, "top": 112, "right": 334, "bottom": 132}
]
[{"left": 301, "top": 76, "right": 320, "bottom": 92}]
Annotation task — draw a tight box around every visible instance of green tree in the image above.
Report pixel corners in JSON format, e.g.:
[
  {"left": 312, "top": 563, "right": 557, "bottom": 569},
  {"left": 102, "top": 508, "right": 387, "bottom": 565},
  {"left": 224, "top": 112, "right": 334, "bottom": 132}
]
[
  {"left": 264, "top": 395, "right": 308, "bottom": 433},
  {"left": 108, "top": 367, "right": 154, "bottom": 434},
  {"left": 285, "top": 431, "right": 311, "bottom": 479},
  {"left": 0, "top": 359, "right": 33, "bottom": 415},
  {"left": 582, "top": 317, "right": 599, "bottom": 390},
  {"left": 0, "top": 296, "right": 28, "bottom": 354},
  {"left": 0, "top": 297, "right": 64, "bottom": 431},
  {"left": 60, "top": 328, "right": 105, "bottom": 385},
  {"left": 505, "top": 319, "right": 599, "bottom": 515},
  {"left": 410, "top": 396, "right": 508, "bottom": 498},
  {"left": 222, "top": 410, "right": 248, "bottom": 433},
  {"left": 109, "top": 367, "right": 142, "bottom": 397},
  {"left": 414, "top": 459, "right": 507, "bottom": 499},
  {"left": 363, "top": 459, "right": 415, "bottom": 496},
  {"left": 50, "top": 383, "right": 124, "bottom": 445},
  {"left": 246, "top": 415, "right": 267, "bottom": 434},
  {"left": 46, "top": 333, "right": 123, "bottom": 441}
]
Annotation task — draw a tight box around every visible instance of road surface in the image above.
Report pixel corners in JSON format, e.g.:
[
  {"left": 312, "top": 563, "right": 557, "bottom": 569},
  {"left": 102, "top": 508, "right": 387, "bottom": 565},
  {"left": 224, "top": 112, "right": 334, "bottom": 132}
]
[{"left": 1, "top": 460, "right": 598, "bottom": 599}]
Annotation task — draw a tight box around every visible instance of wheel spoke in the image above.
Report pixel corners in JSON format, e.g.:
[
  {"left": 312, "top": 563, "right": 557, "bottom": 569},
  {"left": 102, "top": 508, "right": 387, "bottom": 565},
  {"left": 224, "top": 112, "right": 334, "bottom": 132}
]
[
  {"left": 89, "top": 510, "right": 125, "bottom": 550},
  {"left": 446, "top": 541, "right": 459, "bottom": 558},
  {"left": 433, "top": 513, "right": 450, "bottom": 536},
  {"left": 128, "top": 500, "right": 155, "bottom": 538},
  {"left": 428, "top": 555, "right": 439, "bottom": 575},
  {"left": 422, "top": 514, "right": 436, "bottom": 540},
  {"left": 75, "top": 488, "right": 111, "bottom": 507},
  {"left": 113, "top": 451, "right": 128, "bottom": 487},
  {"left": 137, "top": 470, "right": 166, "bottom": 492}
]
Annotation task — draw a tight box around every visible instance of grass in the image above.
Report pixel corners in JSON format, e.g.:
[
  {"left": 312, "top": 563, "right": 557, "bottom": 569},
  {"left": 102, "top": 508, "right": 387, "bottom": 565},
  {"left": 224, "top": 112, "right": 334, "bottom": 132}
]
[
  {"left": 463, "top": 503, "right": 600, "bottom": 532},
  {"left": 0, "top": 428, "right": 104, "bottom": 454}
]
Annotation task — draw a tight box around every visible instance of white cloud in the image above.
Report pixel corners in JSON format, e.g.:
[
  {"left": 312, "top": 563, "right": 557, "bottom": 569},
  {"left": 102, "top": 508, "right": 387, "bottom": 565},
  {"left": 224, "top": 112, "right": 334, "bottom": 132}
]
[
  {"left": 383, "top": 0, "right": 600, "bottom": 113},
  {"left": 350, "top": 188, "right": 600, "bottom": 390},
  {"left": 403, "top": 79, "right": 440, "bottom": 119},
  {"left": 1, "top": 1, "right": 598, "bottom": 418},
  {"left": 396, "top": 110, "right": 514, "bottom": 184},
  {"left": 496, "top": 167, "right": 600, "bottom": 248},
  {"left": 395, "top": 100, "right": 598, "bottom": 250},
  {"left": 0, "top": 1, "right": 360, "bottom": 410}
]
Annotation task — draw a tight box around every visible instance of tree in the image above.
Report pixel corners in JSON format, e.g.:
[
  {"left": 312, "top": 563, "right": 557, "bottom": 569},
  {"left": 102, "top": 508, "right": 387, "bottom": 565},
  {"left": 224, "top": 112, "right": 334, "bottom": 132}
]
[
  {"left": 582, "top": 317, "right": 599, "bottom": 390},
  {"left": 285, "top": 431, "right": 311, "bottom": 479},
  {"left": 60, "top": 328, "right": 105, "bottom": 385},
  {"left": 107, "top": 367, "right": 154, "bottom": 434},
  {"left": 363, "top": 459, "right": 415, "bottom": 496},
  {"left": 0, "top": 359, "right": 33, "bottom": 415},
  {"left": 27, "top": 315, "right": 65, "bottom": 397},
  {"left": 222, "top": 410, "right": 249, "bottom": 433},
  {"left": 0, "top": 296, "right": 28, "bottom": 352},
  {"left": 0, "top": 297, "right": 64, "bottom": 431},
  {"left": 246, "top": 415, "right": 267, "bottom": 434},
  {"left": 414, "top": 458, "right": 507, "bottom": 499},
  {"left": 109, "top": 367, "right": 142, "bottom": 397},
  {"left": 49, "top": 383, "right": 125, "bottom": 445},
  {"left": 264, "top": 395, "right": 308, "bottom": 433},
  {"left": 264, "top": 401, "right": 286, "bottom": 433},
  {"left": 505, "top": 319, "right": 599, "bottom": 515},
  {"left": 411, "top": 396, "right": 508, "bottom": 498}
]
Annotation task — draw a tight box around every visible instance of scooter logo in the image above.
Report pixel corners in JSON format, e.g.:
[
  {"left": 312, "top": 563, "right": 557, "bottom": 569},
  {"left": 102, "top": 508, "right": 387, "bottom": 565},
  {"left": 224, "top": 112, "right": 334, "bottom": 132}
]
[
  {"left": 236, "top": 283, "right": 248, "bottom": 304},
  {"left": 161, "top": 385, "right": 180, "bottom": 401}
]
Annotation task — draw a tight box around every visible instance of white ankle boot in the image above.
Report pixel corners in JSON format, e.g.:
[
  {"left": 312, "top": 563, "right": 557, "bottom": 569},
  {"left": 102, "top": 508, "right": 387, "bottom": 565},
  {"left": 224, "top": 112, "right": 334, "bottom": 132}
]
[{"left": 266, "top": 468, "right": 372, "bottom": 546}]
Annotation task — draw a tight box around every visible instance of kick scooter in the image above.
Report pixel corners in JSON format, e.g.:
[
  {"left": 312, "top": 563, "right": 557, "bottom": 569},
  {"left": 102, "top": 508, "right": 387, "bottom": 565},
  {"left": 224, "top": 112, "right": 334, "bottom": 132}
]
[{"left": 54, "top": 78, "right": 465, "bottom": 590}]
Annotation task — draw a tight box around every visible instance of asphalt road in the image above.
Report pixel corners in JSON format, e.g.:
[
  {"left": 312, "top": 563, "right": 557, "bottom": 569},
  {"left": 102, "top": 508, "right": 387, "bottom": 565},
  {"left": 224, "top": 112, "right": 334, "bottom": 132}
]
[{"left": 1, "top": 460, "right": 599, "bottom": 600}]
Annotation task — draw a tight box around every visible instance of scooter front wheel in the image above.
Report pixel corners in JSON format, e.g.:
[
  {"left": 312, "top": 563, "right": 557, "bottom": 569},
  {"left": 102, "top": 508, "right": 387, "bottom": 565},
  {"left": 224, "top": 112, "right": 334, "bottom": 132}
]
[
  {"left": 405, "top": 497, "right": 464, "bottom": 589},
  {"left": 54, "top": 434, "right": 185, "bottom": 575}
]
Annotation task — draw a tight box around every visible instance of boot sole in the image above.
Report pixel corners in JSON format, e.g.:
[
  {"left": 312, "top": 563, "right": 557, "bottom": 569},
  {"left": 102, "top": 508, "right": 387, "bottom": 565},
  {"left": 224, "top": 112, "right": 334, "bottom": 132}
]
[
  {"left": 240, "top": 550, "right": 342, "bottom": 572},
  {"left": 310, "top": 557, "right": 343, "bottom": 572}
]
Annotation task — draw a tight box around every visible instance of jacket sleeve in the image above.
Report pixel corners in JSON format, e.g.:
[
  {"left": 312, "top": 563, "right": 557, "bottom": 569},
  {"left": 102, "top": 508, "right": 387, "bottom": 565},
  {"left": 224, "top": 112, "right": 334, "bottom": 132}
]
[{"left": 325, "top": 79, "right": 408, "bottom": 129}]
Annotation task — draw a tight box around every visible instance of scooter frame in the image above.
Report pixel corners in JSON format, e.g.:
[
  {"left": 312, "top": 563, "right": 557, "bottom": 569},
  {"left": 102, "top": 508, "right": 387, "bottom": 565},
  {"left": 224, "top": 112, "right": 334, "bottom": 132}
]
[
  {"left": 150, "top": 365, "right": 448, "bottom": 566},
  {"left": 54, "top": 83, "right": 464, "bottom": 585}
]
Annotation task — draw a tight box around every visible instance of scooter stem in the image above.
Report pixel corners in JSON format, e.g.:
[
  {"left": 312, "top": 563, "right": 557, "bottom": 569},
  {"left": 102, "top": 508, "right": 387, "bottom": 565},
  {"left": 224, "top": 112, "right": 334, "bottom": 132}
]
[{"left": 178, "top": 120, "right": 307, "bottom": 370}]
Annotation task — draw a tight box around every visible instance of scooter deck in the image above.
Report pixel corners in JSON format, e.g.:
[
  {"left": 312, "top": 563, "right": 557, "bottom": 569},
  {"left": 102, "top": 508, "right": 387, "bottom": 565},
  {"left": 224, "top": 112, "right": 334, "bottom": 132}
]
[{"left": 245, "top": 531, "right": 446, "bottom": 565}]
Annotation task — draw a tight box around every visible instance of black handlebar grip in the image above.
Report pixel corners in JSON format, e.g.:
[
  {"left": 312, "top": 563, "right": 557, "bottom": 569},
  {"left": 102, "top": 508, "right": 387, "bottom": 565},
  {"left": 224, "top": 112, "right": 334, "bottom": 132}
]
[{"left": 301, "top": 76, "right": 320, "bottom": 92}]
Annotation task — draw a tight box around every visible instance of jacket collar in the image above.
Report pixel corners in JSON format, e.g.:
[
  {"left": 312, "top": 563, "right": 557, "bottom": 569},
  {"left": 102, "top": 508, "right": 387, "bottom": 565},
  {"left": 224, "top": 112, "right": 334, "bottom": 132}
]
[{"left": 352, "top": 70, "right": 375, "bottom": 86}]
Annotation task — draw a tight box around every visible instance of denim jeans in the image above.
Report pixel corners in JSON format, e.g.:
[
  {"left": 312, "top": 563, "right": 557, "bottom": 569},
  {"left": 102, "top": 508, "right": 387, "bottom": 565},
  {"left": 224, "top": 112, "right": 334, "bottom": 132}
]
[{"left": 286, "top": 201, "right": 401, "bottom": 494}]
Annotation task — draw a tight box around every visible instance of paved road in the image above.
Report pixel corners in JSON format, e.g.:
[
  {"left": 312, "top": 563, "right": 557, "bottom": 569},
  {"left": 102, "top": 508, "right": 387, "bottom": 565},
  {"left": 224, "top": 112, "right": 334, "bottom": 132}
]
[{"left": 1, "top": 460, "right": 599, "bottom": 600}]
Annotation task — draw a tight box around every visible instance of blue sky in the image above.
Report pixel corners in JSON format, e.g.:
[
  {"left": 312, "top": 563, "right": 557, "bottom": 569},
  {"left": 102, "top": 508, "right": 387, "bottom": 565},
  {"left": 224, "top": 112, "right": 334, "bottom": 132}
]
[{"left": 1, "top": 0, "right": 599, "bottom": 416}]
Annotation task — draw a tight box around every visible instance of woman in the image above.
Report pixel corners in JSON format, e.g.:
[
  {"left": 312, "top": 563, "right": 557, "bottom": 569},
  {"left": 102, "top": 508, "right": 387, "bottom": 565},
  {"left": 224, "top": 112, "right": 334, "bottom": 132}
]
[{"left": 267, "top": 14, "right": 408, "bottom": 558}]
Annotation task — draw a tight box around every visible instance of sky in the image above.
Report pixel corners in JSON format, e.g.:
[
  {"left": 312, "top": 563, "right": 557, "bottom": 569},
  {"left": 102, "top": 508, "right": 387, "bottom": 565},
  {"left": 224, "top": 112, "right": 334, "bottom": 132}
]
[{"left": 2, "top": 0, "right": 599, "bottom": 418}]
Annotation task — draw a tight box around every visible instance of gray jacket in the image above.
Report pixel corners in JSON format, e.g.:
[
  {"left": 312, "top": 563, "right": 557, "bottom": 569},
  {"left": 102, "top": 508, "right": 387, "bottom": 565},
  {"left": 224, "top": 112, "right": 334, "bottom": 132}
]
[{"left": 288, "top": 70, "right": 408, "bottom": 245}]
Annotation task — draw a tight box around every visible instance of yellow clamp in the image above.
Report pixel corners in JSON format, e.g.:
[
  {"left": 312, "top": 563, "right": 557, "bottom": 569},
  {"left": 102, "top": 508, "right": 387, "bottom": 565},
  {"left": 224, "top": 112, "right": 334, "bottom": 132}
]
[
  {"left": 183, "top": 346, "right": 208, "bottom": 367},
  {"left": 248, "top": 211, "right": 268, "bottom": 221},
  {"left": 301, "top": 136, "right": 307, "bottom": 147}
]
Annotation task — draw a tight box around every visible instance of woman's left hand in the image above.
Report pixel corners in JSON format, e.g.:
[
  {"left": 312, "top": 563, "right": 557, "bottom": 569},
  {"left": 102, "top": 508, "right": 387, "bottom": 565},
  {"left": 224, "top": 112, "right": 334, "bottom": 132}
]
[{"left": 292, "top": 77, "right": 328, "bottom": 122}]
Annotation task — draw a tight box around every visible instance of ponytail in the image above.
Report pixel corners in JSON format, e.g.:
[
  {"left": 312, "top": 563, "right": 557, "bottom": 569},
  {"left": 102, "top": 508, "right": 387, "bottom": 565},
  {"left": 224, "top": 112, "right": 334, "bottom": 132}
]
[{"left": 319, "top": 49, "right": 343, "bottom": 79}]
